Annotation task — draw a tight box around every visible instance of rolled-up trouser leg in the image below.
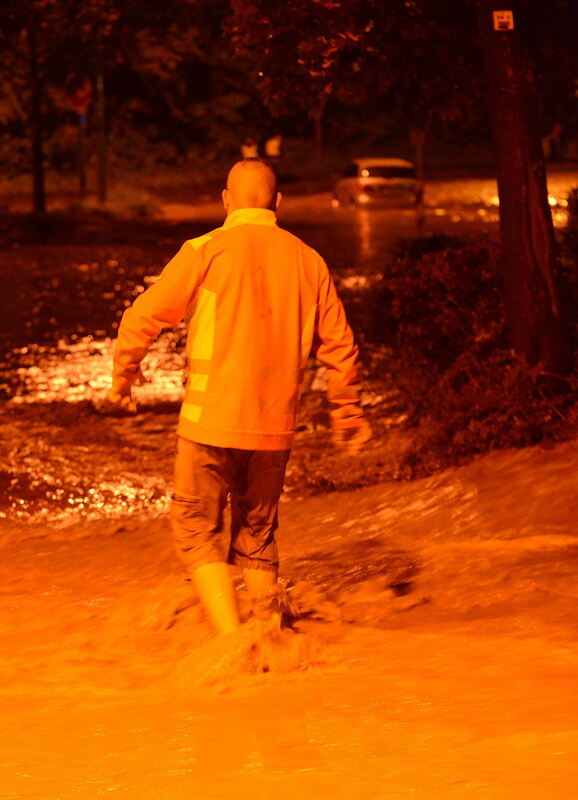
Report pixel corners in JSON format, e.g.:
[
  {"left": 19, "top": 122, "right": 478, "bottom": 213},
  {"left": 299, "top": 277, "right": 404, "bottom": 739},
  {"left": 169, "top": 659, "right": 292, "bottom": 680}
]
[
  {"left": 170, "top": 437, "right": 233, "bottom": 571},
  {"left": 228, "top": 449, "right": 290, "bottom": 572}
]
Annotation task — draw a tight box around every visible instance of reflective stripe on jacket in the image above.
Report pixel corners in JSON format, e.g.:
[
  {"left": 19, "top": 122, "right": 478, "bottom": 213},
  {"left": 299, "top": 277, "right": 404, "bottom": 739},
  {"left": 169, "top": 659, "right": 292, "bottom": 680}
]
[{"left": 113, "top": 207, "right": 362, "bottom": 450}]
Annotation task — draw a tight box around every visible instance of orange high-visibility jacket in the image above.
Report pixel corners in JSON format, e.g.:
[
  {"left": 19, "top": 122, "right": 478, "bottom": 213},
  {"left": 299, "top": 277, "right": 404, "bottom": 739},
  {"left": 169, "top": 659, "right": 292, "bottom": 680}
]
[{"left": 113, "top": 208, "right": 362, "bottom": 450}]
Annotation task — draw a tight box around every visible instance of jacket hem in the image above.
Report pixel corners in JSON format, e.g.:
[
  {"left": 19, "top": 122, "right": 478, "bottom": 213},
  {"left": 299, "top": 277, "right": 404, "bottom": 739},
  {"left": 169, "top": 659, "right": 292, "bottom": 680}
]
[{"left": 177, "top": 419, "right": 294, "bottom": 451}]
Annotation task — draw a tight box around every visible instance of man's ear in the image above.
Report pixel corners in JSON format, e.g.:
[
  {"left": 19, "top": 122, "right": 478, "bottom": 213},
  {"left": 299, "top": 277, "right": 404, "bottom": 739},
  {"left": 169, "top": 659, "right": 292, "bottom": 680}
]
[
  {"left": 222, "top": 188, "right": 230, "bottom": 211},
  {"left": 274, "top": 191, "right": 282, "bottom": 210}
]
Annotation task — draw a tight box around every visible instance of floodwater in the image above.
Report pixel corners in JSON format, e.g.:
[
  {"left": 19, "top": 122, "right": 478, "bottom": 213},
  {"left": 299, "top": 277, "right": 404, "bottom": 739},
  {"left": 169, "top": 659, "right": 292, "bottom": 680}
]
[
  {"left": 2, "top": 441, "right": 578, "bottom": 798},
  {"left": 2, "top": 172, "right": 578, "bottom": 798},
  {"left": 2, "top": 170, "right": 577, "bottom": 526}
]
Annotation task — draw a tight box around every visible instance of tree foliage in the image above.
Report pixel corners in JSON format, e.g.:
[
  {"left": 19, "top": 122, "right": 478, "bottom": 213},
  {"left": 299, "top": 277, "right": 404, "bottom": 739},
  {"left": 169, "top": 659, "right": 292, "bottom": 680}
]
[
  {"left": 0, "top": 0, "right": 268, "bottom": 190},
  {"left": 0, "top": 0, "right": 576, "bottom": 193},
  {"left": 227, "top": 0, "right": 577, "bottom": 149},
  {"left": 0, "top": 0, "right": 202, "bottom": 135},
  {"left": 227, "top": 0, "right": 485, "bottom": 144}
]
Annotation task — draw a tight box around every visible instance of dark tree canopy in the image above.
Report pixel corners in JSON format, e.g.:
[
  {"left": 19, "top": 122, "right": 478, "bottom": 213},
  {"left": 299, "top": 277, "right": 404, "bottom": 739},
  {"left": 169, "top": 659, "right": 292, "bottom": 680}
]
[
  {"left": 0, "top": 0, "right": 576, "bottom": 195},
  {"left": 227, "top": 0, "right": 485, "bottom": 145},
  {"left": 227, "top": 0, "right": 577, "bottom": 148},
  {"left": 0, "top": 0, "right": 268, "bottom": 190}
]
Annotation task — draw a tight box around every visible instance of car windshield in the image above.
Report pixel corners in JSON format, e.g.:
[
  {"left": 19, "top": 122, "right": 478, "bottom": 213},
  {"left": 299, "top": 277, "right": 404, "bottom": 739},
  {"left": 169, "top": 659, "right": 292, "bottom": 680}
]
[{"left": 360, "top": 166, "right": 415, "bottom": 178}]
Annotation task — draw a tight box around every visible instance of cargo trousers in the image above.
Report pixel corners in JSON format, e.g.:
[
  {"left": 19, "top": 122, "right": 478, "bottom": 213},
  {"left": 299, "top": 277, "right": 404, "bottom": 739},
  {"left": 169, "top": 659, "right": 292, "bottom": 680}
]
[{"left": 170, "top": 437, "right": 290, "bottom": 573}]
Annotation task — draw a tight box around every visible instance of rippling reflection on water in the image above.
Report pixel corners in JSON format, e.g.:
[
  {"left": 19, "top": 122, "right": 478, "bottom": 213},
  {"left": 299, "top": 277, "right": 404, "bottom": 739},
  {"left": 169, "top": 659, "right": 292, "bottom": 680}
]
[
  {"left": 4, "top": 468, "right": 170, "bottom": 524},
  {"left": 1, "top": 331, "right": 188, "bottom": 527},
  {"left": 5, "top": 330, "right": 186, "bottom": 405}
]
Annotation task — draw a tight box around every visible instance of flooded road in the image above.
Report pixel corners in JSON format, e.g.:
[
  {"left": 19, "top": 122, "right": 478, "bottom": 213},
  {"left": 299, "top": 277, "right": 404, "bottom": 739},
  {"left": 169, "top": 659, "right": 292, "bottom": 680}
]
[
  {"left": 1, "top": 440, "right": 578, "bottom": 798},
  {"left": 2, "top": 169, "right": 577, "bottom": 527},
  {"left": 1, "top": 170, "right": 578, "bottom": 798}
]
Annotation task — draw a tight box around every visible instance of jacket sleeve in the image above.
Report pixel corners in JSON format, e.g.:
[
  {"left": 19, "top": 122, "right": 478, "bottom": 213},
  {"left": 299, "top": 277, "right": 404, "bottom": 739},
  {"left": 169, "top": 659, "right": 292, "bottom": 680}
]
[
  {"left": 113, "top": 242, "right": 203, "bottom": 383},
  {"left": 312, "top": 257, "right": 364, "bottom": 429}
]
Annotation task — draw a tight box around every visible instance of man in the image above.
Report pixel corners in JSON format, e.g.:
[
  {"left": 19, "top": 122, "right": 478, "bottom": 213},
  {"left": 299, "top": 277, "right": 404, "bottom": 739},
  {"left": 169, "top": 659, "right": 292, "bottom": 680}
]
[{"left": 107, "top": 159, "right": 370, "bottom": 638}]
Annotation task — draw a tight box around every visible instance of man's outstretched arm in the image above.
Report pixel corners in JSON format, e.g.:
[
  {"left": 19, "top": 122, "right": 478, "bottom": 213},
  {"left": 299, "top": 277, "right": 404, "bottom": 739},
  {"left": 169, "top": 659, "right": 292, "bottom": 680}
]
[
  {"left": 313, "top": 259, "right": 371, "bottom": 453},
  {"left": 108, "top": 243, "right": 203, "bottom": 410}
]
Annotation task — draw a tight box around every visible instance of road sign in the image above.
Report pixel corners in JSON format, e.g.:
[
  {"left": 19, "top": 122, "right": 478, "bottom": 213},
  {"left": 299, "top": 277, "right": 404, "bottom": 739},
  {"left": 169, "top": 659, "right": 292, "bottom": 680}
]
[{"left": 493, "top": 10, "right": 514, "bottom": 30}]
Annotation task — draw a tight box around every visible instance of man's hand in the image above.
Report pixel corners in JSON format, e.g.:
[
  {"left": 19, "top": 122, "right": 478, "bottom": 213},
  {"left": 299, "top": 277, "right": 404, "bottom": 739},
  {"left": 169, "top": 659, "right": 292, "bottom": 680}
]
[
  {"left": 106, "top": 385, "right": 137, "bottom": 414},
  {"left": 332, "top": 417, "right": 372, "bottom": 454},
  {"left": 94, "top": 369, "right": 145, "bottom": 415}
]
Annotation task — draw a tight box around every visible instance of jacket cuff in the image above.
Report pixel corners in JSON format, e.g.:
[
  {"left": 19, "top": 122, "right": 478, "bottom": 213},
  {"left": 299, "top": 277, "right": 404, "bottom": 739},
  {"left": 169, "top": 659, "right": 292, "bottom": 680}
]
[{"left": 330, "top": 402, "right": 365, "bottom": 429}]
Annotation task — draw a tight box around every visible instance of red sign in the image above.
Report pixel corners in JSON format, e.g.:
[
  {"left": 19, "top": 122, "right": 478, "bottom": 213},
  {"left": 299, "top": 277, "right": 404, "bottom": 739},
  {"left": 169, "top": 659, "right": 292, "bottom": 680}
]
[{"left": 68, "top": 80, "right": 93, "bottom": 114}]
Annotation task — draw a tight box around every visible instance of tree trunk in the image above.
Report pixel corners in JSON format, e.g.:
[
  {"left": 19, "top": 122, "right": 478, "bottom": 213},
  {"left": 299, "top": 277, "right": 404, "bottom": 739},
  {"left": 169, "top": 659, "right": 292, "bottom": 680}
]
[
  {"left": 27, "top": 20, "right": 45, "bottom": 215},
  {"left": 476, "top": 0, "right": 572, "bottom": 375},
  {"left": 311, "top": 84, "right": 333, "bottom": 154},
  {"left": 312, "top": 109, "right": 324, "bottom": 154},
  {"left": 78, "top": 114, "right": 87, "bottom": 196},
  {"left": 96, "top": 72, "right": 107, "bottom": 204},
  {"left": 411, "top": 127, "right": 426, "bottom": 226}
]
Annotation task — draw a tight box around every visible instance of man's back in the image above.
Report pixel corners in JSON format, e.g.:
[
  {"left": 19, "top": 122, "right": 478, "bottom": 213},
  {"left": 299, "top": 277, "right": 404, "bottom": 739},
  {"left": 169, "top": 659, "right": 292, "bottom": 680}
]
[
  {"left": 179, "top": 213, "right": 323, "bottom": 449},
  {"left": 114, "top": 206, "right": 359, "bottom": 449}
]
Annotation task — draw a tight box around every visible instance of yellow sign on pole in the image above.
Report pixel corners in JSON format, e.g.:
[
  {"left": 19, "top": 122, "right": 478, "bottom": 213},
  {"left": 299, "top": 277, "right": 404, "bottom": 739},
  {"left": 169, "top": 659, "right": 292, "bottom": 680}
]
[{"left": 493, "top": 10, "right": 515, "bottom": 30}]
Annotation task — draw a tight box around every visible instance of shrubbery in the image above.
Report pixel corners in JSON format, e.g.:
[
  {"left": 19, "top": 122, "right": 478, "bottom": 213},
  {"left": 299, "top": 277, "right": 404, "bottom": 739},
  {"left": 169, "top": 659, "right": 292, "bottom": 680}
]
[{"left": 356, "top": 236, "right": 578, "bottom": 478}]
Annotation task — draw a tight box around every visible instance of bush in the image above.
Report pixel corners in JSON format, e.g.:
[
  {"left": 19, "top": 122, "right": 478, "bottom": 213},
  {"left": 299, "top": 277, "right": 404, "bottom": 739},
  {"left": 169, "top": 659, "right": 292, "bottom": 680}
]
[{"left": 347, "top": 236, "right": 578, "bottom": 478}]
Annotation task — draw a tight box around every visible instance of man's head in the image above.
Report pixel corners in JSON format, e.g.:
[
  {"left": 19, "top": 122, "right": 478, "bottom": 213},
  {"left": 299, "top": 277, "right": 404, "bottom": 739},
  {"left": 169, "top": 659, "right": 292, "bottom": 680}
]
[{"left": 222, "top": 158, "right": 281, "bottom": 215}]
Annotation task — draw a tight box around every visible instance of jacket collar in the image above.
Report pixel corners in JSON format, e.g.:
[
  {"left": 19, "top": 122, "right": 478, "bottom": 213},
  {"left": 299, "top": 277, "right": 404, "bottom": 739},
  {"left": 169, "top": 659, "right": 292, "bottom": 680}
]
[{"left": 223, "top": 208, "right": 277, "bottom": 228}]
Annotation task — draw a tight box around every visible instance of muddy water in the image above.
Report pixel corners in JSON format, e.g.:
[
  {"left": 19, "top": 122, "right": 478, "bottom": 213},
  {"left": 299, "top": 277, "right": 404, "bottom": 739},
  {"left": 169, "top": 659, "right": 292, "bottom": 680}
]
[
  {"left": 2, "top": 179, "right": 578, "bottom": 796},
  {"left": 1, "top": 439, "right": 578, "bottom": 798},
  {"left": 0, "top": 199, "right": 438, "bottom": 526},
  {"left": 2, "top": 172, "right": 577, "bottom": 527}
]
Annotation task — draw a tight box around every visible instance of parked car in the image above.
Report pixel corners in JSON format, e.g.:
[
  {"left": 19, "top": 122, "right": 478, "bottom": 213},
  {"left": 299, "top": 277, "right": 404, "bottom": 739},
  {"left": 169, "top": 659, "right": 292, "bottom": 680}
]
[{"left": 333, "top": 157, "right": 417, "bottom": 208}]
